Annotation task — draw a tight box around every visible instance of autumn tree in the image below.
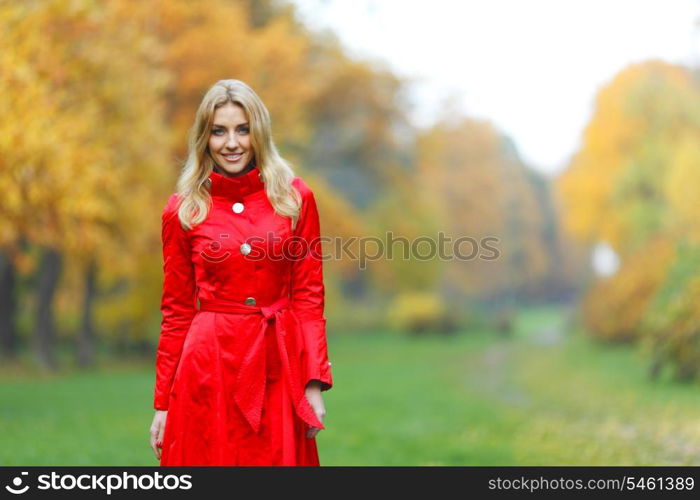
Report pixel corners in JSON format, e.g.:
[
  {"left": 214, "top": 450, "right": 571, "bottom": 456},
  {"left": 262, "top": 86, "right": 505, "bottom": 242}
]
[
  {"left": 0, "top": 0, "right": 172, "bottom": 366},
  {"left": 414, "top": 116, "right": 551, "bottom": 304},
  {"left": 558, "top": 60, "right": 700, "bottom": 353}
]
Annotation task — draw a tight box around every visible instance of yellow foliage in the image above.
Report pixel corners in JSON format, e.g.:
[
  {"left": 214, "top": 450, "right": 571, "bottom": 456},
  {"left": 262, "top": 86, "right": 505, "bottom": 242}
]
[
  {"left": 557, "top": 60, "right": 700, "bottom": 253},
  {"left": 558, "top": 59, "right": 700, "bottom": 359},
  {"left": 153, "top": 0, "right": 314, "bottom": 157},
  {"left": 640, "top": 245, "right": 700, "bottom": 381},
  {"left": 664, "top": 133, "right": 700, "bottom": 242},
  {"left": 414, "top": 116, "right": 550, "bottom": 298},
  {"left": 583, "top": 238, "right": 675, "bottom": 342},
  {"left": 387, "top": 291, "right": 450, "bottom": 334}
]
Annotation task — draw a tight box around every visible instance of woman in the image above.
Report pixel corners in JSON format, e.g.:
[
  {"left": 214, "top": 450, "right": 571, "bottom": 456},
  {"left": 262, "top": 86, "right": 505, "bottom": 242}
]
[{"left": 149, "top": 79, "right": 333, "bottom": 466}]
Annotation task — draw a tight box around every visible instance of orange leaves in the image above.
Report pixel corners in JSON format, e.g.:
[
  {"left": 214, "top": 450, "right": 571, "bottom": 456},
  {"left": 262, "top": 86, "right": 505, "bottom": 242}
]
[
  {"left": 402, "top": 115, "right": 553, "bottom": 298},
  {"left": 557, "top": 60, "right": 700, "bottom": 253},
  {"left": 583, "top": 238, "right": 675, "bottom": 342},
  {"left": 0, "top": 0, "right": 172, "bottom": 270},
  {"left": 153, "top": 0, "right": 315, "bottom": 155},
  {"left": 558, "top": 60, "right": 700, "bottom": 346},
  {"left": 664, "top": 133, "right": 700, "bottom": 243}
]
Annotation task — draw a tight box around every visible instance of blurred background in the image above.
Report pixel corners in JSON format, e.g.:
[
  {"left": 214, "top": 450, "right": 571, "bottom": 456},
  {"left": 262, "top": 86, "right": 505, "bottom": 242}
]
[{"left": 1, "top": 0, "right": 700, "bottom": 465}]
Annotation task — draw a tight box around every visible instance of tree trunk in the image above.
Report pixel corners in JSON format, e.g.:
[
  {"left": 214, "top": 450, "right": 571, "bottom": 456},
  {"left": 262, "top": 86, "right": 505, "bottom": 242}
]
[
  {"left": 77, "top": 259, "right": 98, "bottom": 367},
  {"left": 0, "top": 251, "right": 18, "bottom": 359},
  {"left": 35, "top": 247, "right": 62, "bottom": 370}
]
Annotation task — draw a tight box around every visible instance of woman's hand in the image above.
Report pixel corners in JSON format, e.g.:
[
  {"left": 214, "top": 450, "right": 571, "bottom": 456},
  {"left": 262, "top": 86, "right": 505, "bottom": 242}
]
[
  {"left": 305, "top": 381, "right": 326, "bottom": 439},
  {"left": 150, "top": 410, "right": 168, "bottom": 460}
]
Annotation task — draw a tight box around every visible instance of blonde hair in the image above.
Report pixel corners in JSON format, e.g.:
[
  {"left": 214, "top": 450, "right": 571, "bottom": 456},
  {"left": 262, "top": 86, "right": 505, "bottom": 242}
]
[{"left": 175, "top": 79, "right": 301, "bottom": 230}]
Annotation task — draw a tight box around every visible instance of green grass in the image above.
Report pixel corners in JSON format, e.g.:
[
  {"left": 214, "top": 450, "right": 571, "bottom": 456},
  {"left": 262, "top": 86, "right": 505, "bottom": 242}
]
[{"left": 2, "top": 306, "right": 700, "bottom": 465}]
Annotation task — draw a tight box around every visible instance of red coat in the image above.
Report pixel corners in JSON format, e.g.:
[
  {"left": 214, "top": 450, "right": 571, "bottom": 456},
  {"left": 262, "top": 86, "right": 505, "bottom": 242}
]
[{"left": 154, "top": 167, "right": 333, "bottom": 466}]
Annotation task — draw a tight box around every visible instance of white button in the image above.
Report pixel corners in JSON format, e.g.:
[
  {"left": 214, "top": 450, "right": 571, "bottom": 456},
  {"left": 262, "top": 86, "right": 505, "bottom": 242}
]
[
  {"left": 240, "top": 243, "right": 251, "bottom": 255},
  {"left": 232, "top": 202, "right": 244, "bottom": 214},
  {"left": 328, "top": 362, "right": 332, "bottom": 366}
]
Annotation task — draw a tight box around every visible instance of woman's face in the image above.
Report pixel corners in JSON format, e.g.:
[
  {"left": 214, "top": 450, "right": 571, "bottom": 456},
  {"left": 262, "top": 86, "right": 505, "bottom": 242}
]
[{"left": 208, "top": 103, "right": 254, "bottom": 176}]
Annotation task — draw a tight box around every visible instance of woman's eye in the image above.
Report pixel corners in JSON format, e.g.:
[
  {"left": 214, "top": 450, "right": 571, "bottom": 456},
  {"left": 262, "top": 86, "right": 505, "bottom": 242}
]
[
  {"left": 238, "top": 126, "right": 250, "bottom": 134},
  {"left": 212, "top": 129, "right": 223, "bottom": 135}
]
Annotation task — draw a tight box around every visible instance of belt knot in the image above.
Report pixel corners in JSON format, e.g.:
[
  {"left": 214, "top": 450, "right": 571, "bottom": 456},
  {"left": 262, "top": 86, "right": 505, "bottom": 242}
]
[
  {"left": 260, "top": 296, "right": 290, "bottom": 321},
  {"left": 195, "top": 294, "right": 322, "bottom": 434}
]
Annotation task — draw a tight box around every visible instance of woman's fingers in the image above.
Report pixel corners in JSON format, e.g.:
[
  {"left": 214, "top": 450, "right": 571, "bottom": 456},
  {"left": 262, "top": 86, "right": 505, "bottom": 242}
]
[
  {"left": 150, "top": 426, "right": 160, "bottom": 460},
  {"left": 150, "top": 413, "right": 166, "bottom": 461},
  {"left": 304, "top": 392, "right": 326, "bottom": 439},
  {"left": 157, "top": 429, "right": 164, "bottom": 459}
]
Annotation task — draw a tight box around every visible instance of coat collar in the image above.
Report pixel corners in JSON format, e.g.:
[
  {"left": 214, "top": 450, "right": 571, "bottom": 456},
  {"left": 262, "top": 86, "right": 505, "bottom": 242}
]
[{"left": 208, "top": 166, "right": 264, "bottom": 199}]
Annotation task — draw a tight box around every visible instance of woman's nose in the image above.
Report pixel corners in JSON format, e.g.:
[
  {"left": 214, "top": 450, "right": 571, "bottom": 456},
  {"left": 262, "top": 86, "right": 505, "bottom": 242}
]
[{"left": 225, "top": 133, "right": 239, "bottom": 149}]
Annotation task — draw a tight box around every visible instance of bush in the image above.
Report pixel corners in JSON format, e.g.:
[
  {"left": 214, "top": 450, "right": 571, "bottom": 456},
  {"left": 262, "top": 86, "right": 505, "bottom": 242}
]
[
  {"left": 641, "top": 244, "right": 700, "bottom": 382},
  {"left": 387, "top": 291, "right": 459, "bottom": 335},
  {"left": 582, "top": 238, "right": 674, "bottom": 343}
]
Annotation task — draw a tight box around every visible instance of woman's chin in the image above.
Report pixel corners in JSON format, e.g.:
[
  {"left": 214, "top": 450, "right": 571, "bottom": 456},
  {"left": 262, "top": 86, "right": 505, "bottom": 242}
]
[{"left": 214, "top": 161, "right": 249, "bottom": 176}]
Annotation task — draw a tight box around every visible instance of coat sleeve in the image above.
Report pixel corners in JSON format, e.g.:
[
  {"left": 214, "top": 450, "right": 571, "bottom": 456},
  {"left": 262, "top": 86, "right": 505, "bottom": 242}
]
[
  {"left": 290, "top": 178, "right": 333, "bottom": 392},
  {"left": 153, "top": 194, "right": 198, "bottom": 410}
]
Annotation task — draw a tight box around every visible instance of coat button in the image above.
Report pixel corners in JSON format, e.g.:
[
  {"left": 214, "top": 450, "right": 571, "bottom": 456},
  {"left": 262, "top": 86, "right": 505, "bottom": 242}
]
[
  {"left": 245, "top": 297, "right": 257, "bottom": 306},
  {"left": 232, "top": 202, "right": 244, "bottom": 214},
  {"left": 240, "top": 243, "right": 251, "bottom": 255}
]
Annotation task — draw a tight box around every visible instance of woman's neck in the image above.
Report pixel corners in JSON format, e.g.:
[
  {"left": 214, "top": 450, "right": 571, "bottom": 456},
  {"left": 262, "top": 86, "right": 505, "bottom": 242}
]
[{"left": 213, "top": 161, "right": 256, "bottom": 178}]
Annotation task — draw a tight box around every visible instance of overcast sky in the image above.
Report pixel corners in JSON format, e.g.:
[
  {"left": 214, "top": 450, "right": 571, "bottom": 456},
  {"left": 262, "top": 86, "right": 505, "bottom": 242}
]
[{"left": 290, "top": 0, "right": 699, "bottom": 175}]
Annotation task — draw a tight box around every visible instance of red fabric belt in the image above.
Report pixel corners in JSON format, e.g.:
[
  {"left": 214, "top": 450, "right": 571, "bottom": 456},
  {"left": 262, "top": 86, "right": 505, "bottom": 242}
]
[{"left": 197, "top": 296, "right": 323, "bottom": 434}]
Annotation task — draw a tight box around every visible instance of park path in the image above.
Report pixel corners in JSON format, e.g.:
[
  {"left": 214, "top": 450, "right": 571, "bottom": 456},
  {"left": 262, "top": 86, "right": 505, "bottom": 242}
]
[{"left": 463, "top": 308, "right": 700, "bottom": 465}]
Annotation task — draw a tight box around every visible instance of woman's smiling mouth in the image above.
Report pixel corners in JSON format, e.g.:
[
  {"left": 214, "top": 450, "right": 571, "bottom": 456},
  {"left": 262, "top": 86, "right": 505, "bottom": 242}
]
[{"left": 223, "top": 153, "right": 243, "bottom": 162}]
